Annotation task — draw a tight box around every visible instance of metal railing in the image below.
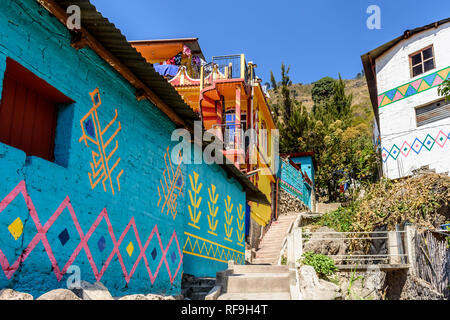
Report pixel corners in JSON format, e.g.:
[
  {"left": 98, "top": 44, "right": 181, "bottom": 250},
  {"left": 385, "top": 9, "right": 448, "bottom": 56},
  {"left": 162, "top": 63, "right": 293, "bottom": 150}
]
[
  {"left": 212, "top": 54, "right": 245, "bottom": 80},
  {"left": 211, "top": 123, "right": 244, "bottom": 151},
  {"left": 301, "top": 230, "right": 410, "bottom": 267}
]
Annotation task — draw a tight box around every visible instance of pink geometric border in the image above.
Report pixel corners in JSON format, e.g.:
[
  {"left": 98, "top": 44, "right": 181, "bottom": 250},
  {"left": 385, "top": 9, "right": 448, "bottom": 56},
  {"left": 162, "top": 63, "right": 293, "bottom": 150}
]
[{"left": 0, "top": 181, "right": 183, "bottom": 285}]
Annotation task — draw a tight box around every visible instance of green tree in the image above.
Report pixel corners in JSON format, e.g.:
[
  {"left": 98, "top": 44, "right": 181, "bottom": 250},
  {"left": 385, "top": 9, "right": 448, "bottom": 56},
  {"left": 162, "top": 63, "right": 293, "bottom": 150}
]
[
  {"left": 311, "top": 77, "right": 336, "bottom": 116},
  {"left": 331, "top": 74, "right": 353, "bottom": 120},
  {"left": 280, "top": 64, "right": 293, "bottom": 125},
  {"left": 270, "top": 71, "right": 278, "bottom": 92},
  {"left": 438, "top": 79, "right": 450, "bottom": 101}
]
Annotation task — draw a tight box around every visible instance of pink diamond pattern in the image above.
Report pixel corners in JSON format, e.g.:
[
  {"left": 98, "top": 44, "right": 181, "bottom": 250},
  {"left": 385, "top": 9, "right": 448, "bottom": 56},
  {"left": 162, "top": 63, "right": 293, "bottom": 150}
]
[
  {"left": 0, "top": 181, "right": 182, "bottom": 285},
  {"left": 400, "top": 141, "right": 411, "bottom": 157},
  {"left": 435, "top": 130, "right": 448, "bottom": 148}
]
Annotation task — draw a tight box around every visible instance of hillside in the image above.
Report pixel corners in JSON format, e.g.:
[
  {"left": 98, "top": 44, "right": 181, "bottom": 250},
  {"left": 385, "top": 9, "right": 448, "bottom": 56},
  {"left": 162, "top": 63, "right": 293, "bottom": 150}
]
[{"left": 267, "top": 78, "right": 374, "bottom": 128}]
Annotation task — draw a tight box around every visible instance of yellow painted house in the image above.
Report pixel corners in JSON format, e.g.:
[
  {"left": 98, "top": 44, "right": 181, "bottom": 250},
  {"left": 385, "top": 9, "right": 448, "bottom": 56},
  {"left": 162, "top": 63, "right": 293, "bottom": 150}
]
[{"left": 131, "top": 38, "right": 279, "bottom": 245}]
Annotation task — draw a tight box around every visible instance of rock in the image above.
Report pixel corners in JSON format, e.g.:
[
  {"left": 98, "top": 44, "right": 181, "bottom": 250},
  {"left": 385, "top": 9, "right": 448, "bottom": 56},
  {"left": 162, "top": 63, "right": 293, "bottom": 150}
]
[
  {"left": 298, "top": 265, "right": 320, "bottom": 288},
  {"left": 303, "top": 226, "right": 347, "bottom": 260},
  {"left": 71, "top": 281, "right": 113, "bottom": 300},
  {"left": 37, "top": 289, "right": 81, "bottom": 300},
  {"left": 118, "top": 294, "right": 177, "bottom": 300},
  {"left": 278, "top": 188, "right": 308, "bottom": 216},
  {"left": 298, "top": 266, "right": 342, "bottom": 300},
  {"left": 0, "top": 289, "right": 33, "bottom": 300},
  {"left": 337, "top": 268, "right": 385, "bottom": 300}
]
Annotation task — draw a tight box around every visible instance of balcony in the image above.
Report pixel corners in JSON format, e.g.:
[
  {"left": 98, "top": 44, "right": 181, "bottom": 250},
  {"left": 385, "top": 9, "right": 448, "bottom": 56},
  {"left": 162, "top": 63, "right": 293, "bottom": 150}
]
[{"left": 200, "top": 54, "right": 257, "bottom": 89}]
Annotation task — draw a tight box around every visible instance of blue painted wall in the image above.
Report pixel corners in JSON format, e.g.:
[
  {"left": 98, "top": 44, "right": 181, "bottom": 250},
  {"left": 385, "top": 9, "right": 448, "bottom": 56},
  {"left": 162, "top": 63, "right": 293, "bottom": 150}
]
[
  {"left": 291, "top": 156, "right": 315, "bottom": 186},
  {"left": 181, "top": 147, "right": 246, "bottom": 277},
  {"left": 279, "top": 158, "right": 312, "bottom": 209},
  {"left": 0, "top": 0, "right": 245, "bottom": 297}
]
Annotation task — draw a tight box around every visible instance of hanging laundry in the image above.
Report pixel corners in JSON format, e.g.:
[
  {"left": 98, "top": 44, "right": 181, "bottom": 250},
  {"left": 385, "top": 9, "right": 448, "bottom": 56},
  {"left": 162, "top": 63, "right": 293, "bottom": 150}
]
[
  {"left": 182, "top": 45, "right": 191, "bottom": 57},
  {"left": 173, "top": 52, "right": 182, "bottom": 65},
  {"left": 192, "top": 56, "right": 201, "bottom": 66},
  {"left": 165, "top": 52, "right": 182, "bottom": 65}
]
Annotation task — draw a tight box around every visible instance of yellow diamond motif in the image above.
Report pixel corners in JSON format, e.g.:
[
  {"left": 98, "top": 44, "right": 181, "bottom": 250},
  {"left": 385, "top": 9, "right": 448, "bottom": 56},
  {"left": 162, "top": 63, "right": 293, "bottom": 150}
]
[
  {"left": 8, "top": 217, "right": 24, "bottom": 241},
  {"left": 126, "top": 241, "right": 134, "bottom": 257}
]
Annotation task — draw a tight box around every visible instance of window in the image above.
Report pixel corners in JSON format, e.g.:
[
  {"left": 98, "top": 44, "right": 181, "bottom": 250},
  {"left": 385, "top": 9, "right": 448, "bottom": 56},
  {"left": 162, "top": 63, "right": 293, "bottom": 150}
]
[
  {"left": 409, "top": 46, "right": 435, "bottom": 77},
  {"left": 0, "top": 58, "right": 73, "bottom": 162},
  {"left": 415, "top": 99, "right": 450, "bottom": 127}
]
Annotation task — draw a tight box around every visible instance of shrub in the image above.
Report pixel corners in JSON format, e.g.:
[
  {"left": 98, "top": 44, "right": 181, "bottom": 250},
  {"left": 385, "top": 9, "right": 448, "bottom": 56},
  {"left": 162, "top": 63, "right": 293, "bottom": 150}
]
[{"left": 300, "top": 251, "right": 337, "bottom": 278}]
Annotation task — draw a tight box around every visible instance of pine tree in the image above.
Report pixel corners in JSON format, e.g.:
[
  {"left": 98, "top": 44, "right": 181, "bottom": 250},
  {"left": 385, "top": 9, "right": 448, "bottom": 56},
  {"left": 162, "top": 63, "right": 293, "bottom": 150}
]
[{"left": 270, "top": 71, "right": 278, "bottom": 92}]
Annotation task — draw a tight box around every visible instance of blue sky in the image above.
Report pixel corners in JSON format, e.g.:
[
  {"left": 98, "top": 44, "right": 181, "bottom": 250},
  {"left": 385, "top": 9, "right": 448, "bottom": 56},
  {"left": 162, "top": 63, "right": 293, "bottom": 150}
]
[{"left": 90, "top": 0, "right": 450, "bottom": 85}]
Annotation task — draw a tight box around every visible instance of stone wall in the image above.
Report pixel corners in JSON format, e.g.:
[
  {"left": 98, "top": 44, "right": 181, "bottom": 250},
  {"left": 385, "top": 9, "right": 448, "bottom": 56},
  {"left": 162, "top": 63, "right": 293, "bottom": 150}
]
[{"left": 278, "top": 188, "right": 308, "bottom": 216}]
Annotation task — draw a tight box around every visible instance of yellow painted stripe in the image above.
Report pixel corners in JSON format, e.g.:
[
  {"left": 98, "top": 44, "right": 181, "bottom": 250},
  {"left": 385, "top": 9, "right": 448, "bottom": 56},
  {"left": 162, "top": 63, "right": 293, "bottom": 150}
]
[{"left": 184, "top": 232, "right": 244, "bottom": 254}]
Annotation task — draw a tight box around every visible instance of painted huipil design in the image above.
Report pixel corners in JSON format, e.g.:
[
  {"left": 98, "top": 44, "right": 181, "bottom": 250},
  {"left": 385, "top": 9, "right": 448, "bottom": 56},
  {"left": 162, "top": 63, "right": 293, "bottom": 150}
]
[
  {"left": 79, "top": 88, "right": 124, "bottom": 194},
  {"left": 207, "top": 184, "right": 219, "bottom": 236},
  {"left": 224, "top": 196, "right": 233, "bottom": 242},
  {"left": 157, "top": 147, "right": 184, "bottom": 220},
  {"left": 188, "top": 171, "right": 203, "bottom": 229}
]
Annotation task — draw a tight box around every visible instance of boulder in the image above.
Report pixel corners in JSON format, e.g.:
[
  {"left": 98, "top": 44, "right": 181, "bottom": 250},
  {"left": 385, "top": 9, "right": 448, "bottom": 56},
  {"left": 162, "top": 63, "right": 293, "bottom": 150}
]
[
  {"left": 298, "top": 265, "right": 320, "bottom": 288},
  {"left": 0, "top": 289, "right": 33, "bottom": 300},
  {"left": 337, "top": 268, "right": 385, "bottom": 300},
  {"left": 37, "top": 289, "right": 81, "bottom": 300},
  {"left": 298, "top": 266, "right": 342, "bottom": 300},
  {"left": 303, "top": 226, "right": 347, "bottom": 259},
  {"left": 71, "top": 281, "right": 113, "bottom": 300}
]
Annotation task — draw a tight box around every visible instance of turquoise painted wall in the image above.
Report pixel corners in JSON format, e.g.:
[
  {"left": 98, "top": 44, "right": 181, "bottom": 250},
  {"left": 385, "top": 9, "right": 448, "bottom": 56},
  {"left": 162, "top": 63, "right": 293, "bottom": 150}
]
[
  {"left": 0, "top": 0, "right": 245, "bottom": 297},
  {"left": 279, "top": 158, "right": 312, "bottom": 209},
  {"left": 181, "top": 149, "right": 246, "bottom": 277},
  {"left": 291, "top": 156, "right": 315, "bottom": 186}
]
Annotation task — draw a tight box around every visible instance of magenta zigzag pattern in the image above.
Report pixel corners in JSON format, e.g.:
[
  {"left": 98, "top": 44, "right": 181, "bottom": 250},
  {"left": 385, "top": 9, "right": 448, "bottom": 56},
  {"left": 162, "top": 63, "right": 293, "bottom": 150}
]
[{"left": 0, "top": 181, "right": 182, "bottom": 285}]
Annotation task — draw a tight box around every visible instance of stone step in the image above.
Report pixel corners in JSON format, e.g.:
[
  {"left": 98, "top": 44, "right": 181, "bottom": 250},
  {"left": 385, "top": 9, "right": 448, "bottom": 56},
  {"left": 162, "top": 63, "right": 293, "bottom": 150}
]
[
  {"left": 251, "top": 259, "right": 278, "bottom": 265},
  {"left": 256, "top": 249, "right": 282, "bottom": 254},
  {"left": 226, "top": 273, "right": 290, "bottom": 293},
  {"left": 218, "top": 292, "right": 291, "bottom": 300},
  {"left": 233, "top": 265, "right": 289, "bottom": 274}
]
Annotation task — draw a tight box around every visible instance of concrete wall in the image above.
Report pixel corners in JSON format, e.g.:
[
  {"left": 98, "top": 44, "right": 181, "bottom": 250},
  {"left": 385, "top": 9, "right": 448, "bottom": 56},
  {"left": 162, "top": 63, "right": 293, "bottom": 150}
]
[
  {"left": 375, "top": 22, "right": 450, "bottom": 179},
  {"left": 0, "top": 0, "right": 245, "bottom": 297}
]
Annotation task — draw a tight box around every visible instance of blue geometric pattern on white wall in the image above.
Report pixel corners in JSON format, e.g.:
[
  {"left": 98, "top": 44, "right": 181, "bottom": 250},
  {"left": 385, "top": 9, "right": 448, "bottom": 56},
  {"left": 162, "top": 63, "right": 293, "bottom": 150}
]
[{"left": 382, "top": 130, "right": 449, "bottom": 163}]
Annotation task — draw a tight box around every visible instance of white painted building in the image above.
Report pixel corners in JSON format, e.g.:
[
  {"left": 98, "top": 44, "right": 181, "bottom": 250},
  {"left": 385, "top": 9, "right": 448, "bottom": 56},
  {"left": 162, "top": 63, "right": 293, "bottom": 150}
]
[{"left": 362, "top": 18, "right": 450, "bottom": 179}]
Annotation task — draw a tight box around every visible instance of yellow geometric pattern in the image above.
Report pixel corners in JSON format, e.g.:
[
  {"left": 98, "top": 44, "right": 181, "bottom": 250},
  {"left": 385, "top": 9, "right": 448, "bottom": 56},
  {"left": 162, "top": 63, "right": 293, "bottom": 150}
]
[
  {"left": 398, "top": 84, "right": 410, "bottom": 96},
  {"left": 126, "top": 241, "right": 134, "bottom": 257},
  {"left": 183, "top": 232, "right": 244, "bottom": 264},
  {"left": 236, "top": 204, "right": 245, "bottom": 247},
  {"left": 188, "top": 172, "right": 202, "bottom": 229},
  {"left": 8, "top": 217, "right": 24, "bottom": 241},
  {"left": 79, "top": 88, "right": 123, "bottom": 195},
  {"left": 157, "top": 147, "right": 184, "bottom": 220},
  {"left": 438, "top": 68, "right": 450, "bottom": 81},
  {"left": 224, "top": 196, "right": 233, "bottom": 242},
  {"left": 207, "top": 184, "right": 219, "bottom": 236}
]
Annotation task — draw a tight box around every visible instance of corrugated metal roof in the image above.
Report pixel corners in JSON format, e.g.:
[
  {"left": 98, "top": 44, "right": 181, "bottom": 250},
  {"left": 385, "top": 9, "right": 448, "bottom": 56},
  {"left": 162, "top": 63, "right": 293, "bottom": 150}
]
[{"left": 54, "top": 0, "right": 200, "bottom": 128}]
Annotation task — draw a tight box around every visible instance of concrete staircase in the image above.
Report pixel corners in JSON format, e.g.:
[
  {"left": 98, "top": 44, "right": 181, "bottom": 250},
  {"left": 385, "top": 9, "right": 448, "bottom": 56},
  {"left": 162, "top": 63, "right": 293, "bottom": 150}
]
[
  {"left": 204, "top": 215, "right": 302, "bottom": 300},
  {"left": 252, "top": 215, "right": 298, "bottom": 265},
  {"left": 209, "top": 263, "right": 298, "bottom": 300}
]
